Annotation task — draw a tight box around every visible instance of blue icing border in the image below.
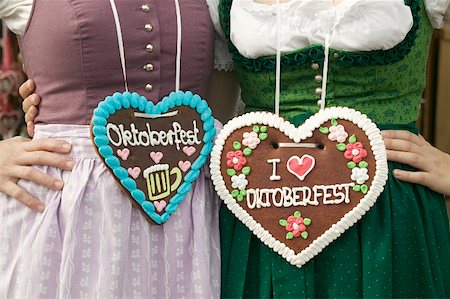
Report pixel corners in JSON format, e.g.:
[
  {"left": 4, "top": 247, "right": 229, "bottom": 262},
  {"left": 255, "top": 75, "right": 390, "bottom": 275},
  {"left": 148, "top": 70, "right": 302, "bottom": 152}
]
[{"left": 91, "top": 90, "right": 216, "bottom": 224}]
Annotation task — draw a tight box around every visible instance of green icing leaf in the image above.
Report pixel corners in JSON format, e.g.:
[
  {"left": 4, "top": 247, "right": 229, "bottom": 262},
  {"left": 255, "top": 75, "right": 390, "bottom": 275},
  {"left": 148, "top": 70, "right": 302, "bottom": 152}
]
[
  {"left": 233, "top": 141, "right": 241, "bottom": 150},
  {"left": 336, "top": 143, "right": 346, "bottom": 152},
  {"left": 319, "top": 127, "right": 329, "bottom": 134},
  {"left": 231, "top": 189, "right": 239, "bottom": 198},
  {"left": 253, "top": 125, "right": 260, "bottom": 133},
  {"left": 242, "top": 167, "right": 251, "bottom": 175},
  {"left": 361, "top": 184, "right": 368, "bottom": 194},
  {"left": 240, "top": 190, "right": 247, "bottom": 196},
  {"left": 259, "top": 133, "right": 268, "bottom": 141},
  {"left": 237, "top": 195, "right": 244, "bottom": 202},
  {"left": 260, "top": 126, "right": 268, "bottom": 133},
  {"left": 353, "top": 185, "right": 361, "bottom": 192},
  {"left": 301, "top": 232, "right": 309, "bottom": 239},
  {"left": 347, "top": 161, "right": 356, "bottom": 169},
  {"left": 227, "top": 169, "right": 236, "bottom": 176},
  {"left": 304, "top": 218, "right": 312, "bottom": 226},
  {"left": 349, "top": 134, "right": 357, "bottom": 144},
  {"left": 243, "top": 148, "right": 252, "bottom": 156},
  {"left": 286, "top": 232, "right": 294, "bottom": 240},
  {"left": 294, "top": 211, "right": 301, "bottom": 218},
  {"left": 279, "top": 219, "right": 288, "bottom": 227},
  {"left": 331, "top": 119, "right": 338, "bottom": 126},
  {"left": 359, "top": 161, "right": 368, "bottom": 168}
]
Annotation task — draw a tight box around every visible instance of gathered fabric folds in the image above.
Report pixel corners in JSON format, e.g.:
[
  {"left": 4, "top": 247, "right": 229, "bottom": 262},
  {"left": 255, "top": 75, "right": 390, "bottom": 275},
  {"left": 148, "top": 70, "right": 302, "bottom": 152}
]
[{"left": 0, "top": 124, "right": 221, "bottom": 299}]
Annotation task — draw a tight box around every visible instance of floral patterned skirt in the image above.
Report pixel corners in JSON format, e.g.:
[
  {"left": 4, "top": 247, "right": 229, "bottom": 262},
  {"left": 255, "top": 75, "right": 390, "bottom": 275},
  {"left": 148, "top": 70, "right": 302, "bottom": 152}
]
[{"left": 0, "top": 124, "right": 221, "bottom": 299}]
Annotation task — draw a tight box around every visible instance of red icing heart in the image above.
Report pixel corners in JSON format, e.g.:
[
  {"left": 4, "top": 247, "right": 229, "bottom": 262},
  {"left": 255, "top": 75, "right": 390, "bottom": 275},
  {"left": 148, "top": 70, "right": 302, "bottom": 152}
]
[
  {"left": 287, "top": 155, "right": 315, "bottom": 181},
  {"left": 210, "top": 108, "right": 388, "bottom": 268}
]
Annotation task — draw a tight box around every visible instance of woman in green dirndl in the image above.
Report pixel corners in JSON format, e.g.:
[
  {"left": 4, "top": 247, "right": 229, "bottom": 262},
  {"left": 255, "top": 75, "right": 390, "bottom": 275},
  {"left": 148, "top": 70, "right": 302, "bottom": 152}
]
[
  {"left": 217, "top": 0, "right": 450, "bottom": 297},
  {"left": 17, "top": 0, "right": 450, "bottom": 297}
]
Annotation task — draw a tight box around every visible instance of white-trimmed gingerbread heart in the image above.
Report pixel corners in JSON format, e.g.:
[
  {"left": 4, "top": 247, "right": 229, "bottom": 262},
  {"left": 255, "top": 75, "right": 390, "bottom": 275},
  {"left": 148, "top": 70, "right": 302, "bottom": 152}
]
[{"left": 210, "top": 107, "right": 388, "bottom": 268}]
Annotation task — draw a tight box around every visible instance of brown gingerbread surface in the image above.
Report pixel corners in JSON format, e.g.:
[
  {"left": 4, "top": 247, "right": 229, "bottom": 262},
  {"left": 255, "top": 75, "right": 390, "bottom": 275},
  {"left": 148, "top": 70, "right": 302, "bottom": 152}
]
[
  {"left": 220, "top": 120, "right": 376, "bottom": 254},
  {"left": 91, "top": 105, "right": 205, "bottom": 221}
]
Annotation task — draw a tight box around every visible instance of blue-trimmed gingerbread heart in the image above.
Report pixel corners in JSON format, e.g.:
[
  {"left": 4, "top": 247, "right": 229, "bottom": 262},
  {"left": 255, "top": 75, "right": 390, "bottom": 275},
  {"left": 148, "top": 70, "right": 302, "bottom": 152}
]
[{"left": 91, "top": 91, "right": 215, "bottom": 224}]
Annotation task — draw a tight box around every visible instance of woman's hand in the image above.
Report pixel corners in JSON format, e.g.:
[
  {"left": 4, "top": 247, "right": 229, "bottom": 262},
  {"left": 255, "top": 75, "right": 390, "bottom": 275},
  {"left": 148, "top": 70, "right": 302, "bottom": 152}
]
[
  {"left": 19, "top": 79, "right": 41, "bottom": 137},
  {"left": 382, "top": 130, "right": 450, "bottom": 196},
  {"left": 2, "top": 79, "right": 74, "bottom": 212},
  {"left": 0, "top": 136, "right": 74, "bottom": 212}
]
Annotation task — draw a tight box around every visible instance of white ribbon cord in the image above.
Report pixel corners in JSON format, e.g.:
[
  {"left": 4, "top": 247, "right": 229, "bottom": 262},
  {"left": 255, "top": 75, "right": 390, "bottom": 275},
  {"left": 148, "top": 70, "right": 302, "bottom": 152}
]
[
  {"left": 108, "top": 0, "right": 129, "bottom": 92},
  {"left": 274, "top": 0, "right": 282, "bottom": 116},
  {"left": 319, "top": 35, "right": 332, "bottom": 111},
  {"left": 108, "top": 0, "right": 182, "bottom": 93},
  {"left": 278, "top": 143, "right": 319, "bottom": 149},
  {"left": 274, "top": 1, "right": 339, "bottom": 112},
  {"left": 134, "top": 110, "right": 179, "bottom": 119},
  {"left": 174, "top": 0, "right": 182, "bottom": 92}
]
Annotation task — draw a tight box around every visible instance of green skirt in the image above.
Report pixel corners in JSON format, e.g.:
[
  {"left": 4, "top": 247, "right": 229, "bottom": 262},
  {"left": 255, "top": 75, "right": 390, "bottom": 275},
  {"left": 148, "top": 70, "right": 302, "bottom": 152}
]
[{"left": 220, "top": 117, "right": 450, "bottom": 298}]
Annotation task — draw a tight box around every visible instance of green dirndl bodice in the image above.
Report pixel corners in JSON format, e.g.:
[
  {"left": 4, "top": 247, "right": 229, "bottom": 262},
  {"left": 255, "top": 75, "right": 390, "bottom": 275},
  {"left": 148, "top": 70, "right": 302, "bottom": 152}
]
[{"left": 219, "top": 0, "right": 450, "bottom": 298}]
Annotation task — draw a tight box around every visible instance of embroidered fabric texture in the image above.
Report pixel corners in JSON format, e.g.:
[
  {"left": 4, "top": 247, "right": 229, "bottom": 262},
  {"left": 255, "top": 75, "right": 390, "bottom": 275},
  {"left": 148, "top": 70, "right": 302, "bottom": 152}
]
[{"left": 206, "top": 0, "right": 235, "bottom": 71}]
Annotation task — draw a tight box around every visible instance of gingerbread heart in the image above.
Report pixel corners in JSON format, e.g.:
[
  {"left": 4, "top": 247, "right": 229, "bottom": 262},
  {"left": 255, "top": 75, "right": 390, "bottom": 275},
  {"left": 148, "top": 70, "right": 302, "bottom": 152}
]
[
  {"left": 210, "top": 107, "right": 388, "bottom": 267},
  {"left": 91, "top": 91, "right": 215, "bottom": 224}
]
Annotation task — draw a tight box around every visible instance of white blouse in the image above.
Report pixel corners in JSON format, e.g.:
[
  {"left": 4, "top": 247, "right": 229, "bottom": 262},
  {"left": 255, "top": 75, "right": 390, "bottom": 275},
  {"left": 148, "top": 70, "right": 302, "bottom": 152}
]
[
  {"left": 229, "top": 0, "right": 450, "bottom": 59},
  {"left": 1, "top": 0, "right": 449, "bottom": 62}
]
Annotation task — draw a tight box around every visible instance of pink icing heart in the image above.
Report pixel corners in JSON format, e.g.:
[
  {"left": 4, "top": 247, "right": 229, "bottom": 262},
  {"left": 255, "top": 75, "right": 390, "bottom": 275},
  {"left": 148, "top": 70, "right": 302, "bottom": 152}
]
[
  {"left": 154, "top": 200, "right": 167, "bottom": 212},
  {"left": 150, "top": 151, "right": 163, "bottom": 164},
  {"left": 127, "top": 167, "right": 141, "bottom": 179},
  {"left": 117, "top": 148, "right": 130, "bottom": 161},
  {"left": 178, "top": 161, "right": 192, "bottom": 173},
  {"left": 287, "top": 155, "right": 316, "bottom": 181},
  {"left": 182, "top": 146, "right": 196, "bottom": 157}
]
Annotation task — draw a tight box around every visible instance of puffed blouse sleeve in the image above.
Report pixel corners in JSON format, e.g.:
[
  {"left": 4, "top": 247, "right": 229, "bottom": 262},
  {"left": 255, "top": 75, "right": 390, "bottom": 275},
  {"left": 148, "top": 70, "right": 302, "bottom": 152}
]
[
  {"left": 206, "top": 0, "right": 235, "bottom": 71},
  {"left": 425, "top": 0, "right": 450, "bottom": 28},
  {"left": 0, "top": 0, "right": 33, "bottom": 35}
]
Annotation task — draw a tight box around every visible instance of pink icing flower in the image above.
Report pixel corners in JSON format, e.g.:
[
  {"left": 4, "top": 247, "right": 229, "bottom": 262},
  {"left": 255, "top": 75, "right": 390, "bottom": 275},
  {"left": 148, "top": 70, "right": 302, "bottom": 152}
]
[
  {"left": 344, "top": 142, "right": 368, "bottom": 163},
  {"left": 328, "top": 125, "right": 348, "bottom": 143},
  {"left": 242, "top": 132, "right": 261, "bottom": 149},
  {"left": 226, "top": 150, "right": 247, "bottom": 171},
  {"left": 285, "top": 216, "right": 307, "bottom": 237}
]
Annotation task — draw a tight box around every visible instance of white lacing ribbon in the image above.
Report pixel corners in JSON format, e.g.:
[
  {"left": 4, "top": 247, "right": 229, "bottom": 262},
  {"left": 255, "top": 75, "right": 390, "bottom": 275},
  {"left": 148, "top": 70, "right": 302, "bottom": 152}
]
[
  {"left": 319, "top": 36, "right": 332, "bottom": 111},
  {"left": 274, "top": 0, "right": 338, "bottom": 113},
  {"left": 274, "top": 0, "right": 282, "bottom": 115},
  {"left": 108, "top": 0, "right": 182, "bottom": 92},
  {"left": 108, "top": 0, "right": 129, "bottom": 92},
  {"left": 174, "top": 0, "right": 182, "bottom": 92}
]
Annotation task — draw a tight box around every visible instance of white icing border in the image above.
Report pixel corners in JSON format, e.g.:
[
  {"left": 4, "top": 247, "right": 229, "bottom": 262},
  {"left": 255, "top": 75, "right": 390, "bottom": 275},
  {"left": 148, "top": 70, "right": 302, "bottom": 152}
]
[{"left": 210, "top": 107, "right": 388, "bottom": 268}]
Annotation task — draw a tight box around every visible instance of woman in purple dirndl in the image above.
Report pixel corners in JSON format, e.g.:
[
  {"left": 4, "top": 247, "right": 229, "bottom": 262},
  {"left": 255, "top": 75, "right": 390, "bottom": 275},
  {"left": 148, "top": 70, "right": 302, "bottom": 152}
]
[{"left": 0, "top": 0, "right": 234, "bottom": 297}]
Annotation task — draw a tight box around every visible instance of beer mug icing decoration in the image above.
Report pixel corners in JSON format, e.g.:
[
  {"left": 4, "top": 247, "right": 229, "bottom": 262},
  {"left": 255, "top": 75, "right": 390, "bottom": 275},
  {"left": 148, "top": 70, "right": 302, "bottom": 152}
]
[
  {"left": 143, "top": 164, "right": 182, "bottom": 202},
  {"left": 90, "top": 0, "right": 215, "bottom": 224},
  {"left": 210, "top": 2, "right": 388, "bottom": 267}
]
